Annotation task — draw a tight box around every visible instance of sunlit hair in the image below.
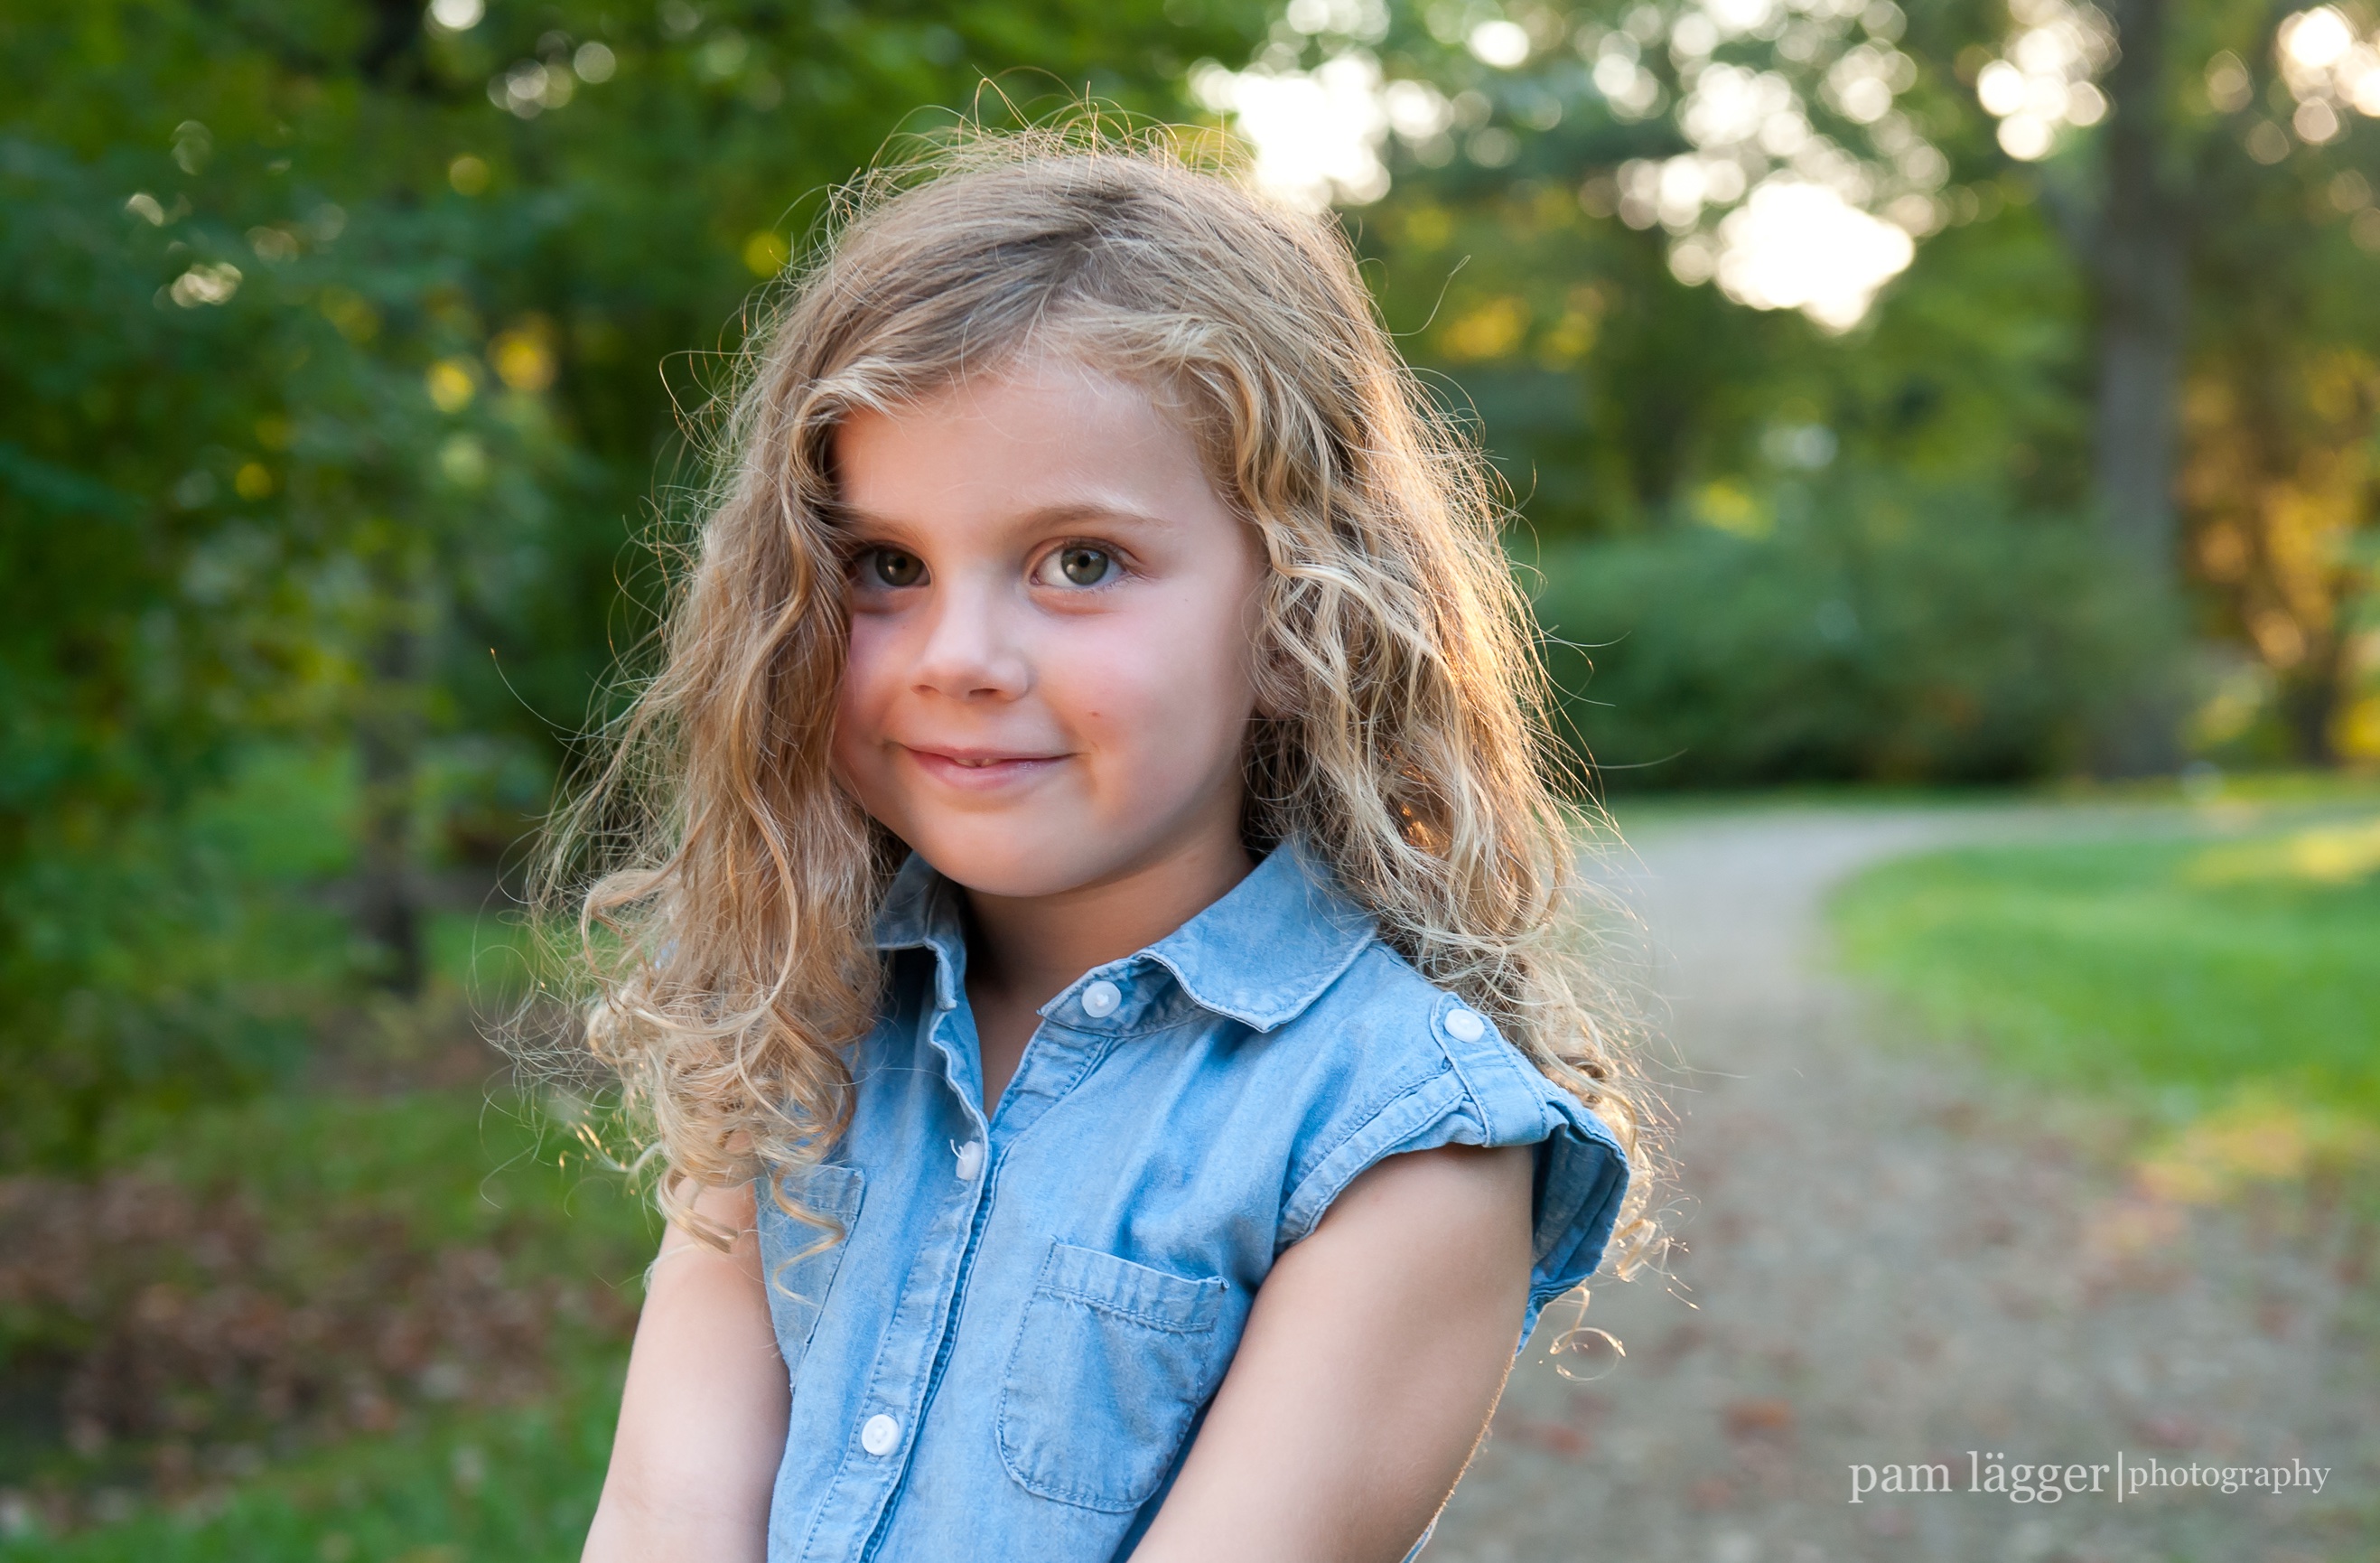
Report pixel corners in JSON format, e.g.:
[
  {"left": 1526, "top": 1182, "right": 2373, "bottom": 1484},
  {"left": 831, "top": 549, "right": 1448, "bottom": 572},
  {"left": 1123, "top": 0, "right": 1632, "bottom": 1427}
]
[{"left": 535, "top": 125, "right": 1660, "bottom": 1270}]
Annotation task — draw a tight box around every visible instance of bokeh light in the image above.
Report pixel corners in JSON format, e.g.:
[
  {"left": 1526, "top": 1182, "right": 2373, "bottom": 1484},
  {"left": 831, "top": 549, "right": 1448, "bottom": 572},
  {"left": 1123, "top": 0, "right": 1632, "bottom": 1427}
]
[
  {"left": 1712, "top": 178, "right": 1915, "bottom": 328},
  {"left": 1468, "top": 19, "right": 1533, "bottom": 68},
  {"left": 2273, "top": 5, "right": 2380, "bottom": 135},
  {"left": 425, "top": 359, "right": 478, "bottom": 414},
  {"left": 168, "top": 262, "right": 241, "bottom": 307},
  {"left": 1622, "top": 0, "right": 1942, "bottom": 328},
  {"left": 1968, "top": 0, "right": 2114, "bottom": 161},
  {"left": 1190, "top": 52, "right": 1393, "bottom": 208},
  {"left": 1200, "top": 0, "right": 1946, "bottom": 326},
  {"left": 489, "top": 323, "right": 556, "bottom": 393}
]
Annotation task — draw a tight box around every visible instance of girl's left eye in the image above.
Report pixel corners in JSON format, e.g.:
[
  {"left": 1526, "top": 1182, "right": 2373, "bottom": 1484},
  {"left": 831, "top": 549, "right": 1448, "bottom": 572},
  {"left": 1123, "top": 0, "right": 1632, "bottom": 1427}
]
[{"left": 1042, "top": 546, "right": 1116, "bottom": 588}]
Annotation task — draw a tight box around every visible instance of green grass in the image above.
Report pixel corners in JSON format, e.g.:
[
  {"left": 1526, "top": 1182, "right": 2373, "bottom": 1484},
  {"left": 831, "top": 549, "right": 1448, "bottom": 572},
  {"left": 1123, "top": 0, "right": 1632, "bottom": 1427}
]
[
  {"left": 1830, "top": 816, "right": 2380, "bottom": 1123},
  {"left": 96, "top": 1082, "right": 656, "bottom": 1271},
  {"left": 0, "top": 1363, "right": 623, "bottom": 1563}
]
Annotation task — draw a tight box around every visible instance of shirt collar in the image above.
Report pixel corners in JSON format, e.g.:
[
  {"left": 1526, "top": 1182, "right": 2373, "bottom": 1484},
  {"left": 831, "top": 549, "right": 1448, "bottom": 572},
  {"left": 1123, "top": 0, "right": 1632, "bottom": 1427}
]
[
  {"left": 872, "top": 847, "right": 953, "bottom": 954},
  {"left": 871, "top": 837, "right": 1376, "bottom": 1034}
]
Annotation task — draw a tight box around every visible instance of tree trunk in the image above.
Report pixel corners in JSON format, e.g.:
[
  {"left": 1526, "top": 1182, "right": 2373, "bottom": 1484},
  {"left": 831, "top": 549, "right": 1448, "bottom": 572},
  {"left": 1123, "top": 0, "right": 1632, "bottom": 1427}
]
[
  {"left": 354, "top": 566, "right": 426, "bottom": 996},
  {"left": 2088, "top": 0, "right": 2191, "bottom": 773},
  {"left": 2276, "top": 634, "right": 2346, "bottom": 765}
]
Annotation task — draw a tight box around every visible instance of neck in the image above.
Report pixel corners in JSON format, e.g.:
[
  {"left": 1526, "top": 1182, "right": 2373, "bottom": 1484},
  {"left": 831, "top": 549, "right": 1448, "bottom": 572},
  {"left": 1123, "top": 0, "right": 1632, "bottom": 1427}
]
[{"left": 960, "top": 830, "right": 1257, "bottom": 1009}]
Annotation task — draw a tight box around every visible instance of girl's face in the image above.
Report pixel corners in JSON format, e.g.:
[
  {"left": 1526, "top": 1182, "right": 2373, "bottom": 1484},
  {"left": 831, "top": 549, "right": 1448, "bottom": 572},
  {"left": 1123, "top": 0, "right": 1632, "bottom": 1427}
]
[{"left": 829, "top": 353, "right": 1267, "bottom": 901}]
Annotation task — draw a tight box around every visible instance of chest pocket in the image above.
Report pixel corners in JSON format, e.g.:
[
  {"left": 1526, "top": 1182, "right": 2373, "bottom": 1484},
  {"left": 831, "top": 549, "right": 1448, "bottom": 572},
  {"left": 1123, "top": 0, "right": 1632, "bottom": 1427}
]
[
  {"left": 996, "top": 1240, "right": 1230, "bottom": 1513},
  {"left": 758, "top": 1163, "right": 865, "bottom": 1386}
]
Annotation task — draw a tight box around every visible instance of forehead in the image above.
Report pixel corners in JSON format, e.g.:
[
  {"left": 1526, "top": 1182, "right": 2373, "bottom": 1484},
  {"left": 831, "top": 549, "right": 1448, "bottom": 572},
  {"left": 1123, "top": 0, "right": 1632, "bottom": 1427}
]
[{"left": 832, "top": 352, "right": 1218, "bottom": 529}]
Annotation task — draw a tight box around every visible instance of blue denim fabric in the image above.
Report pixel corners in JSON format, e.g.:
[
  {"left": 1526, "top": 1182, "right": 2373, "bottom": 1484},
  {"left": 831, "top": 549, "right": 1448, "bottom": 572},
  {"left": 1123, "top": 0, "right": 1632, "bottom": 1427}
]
[{"left": 755, "top": 838, "right": 1629, "bottom": 1563}]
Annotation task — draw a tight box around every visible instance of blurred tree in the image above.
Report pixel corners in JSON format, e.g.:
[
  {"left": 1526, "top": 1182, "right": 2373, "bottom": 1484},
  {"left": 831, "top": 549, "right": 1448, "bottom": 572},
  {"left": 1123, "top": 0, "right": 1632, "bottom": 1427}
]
[
  {"left": 2179, "top": 323, "right": 2380, "bottom": 763},
  {"left": 1199, "top": 0, "right": 2380, "bottom": 772},
  {"left": 2084, "top": 0, "right": 2189, "bottom": 587},
  {"left": 1197, "top": 0, "right": 2091, "bottom": 526},
  {"left": 1841, "top": 0, "right": 2380, "bottom": 776},
  {"left": 1972, "top": 0, "right": 2380, "bottom": 764},
  {"left": 1188, "top": 0, "right": 2123, "bottom": 780},
  {"left": 0, "top": 0, "right": 1265, "bottom": 1165}
]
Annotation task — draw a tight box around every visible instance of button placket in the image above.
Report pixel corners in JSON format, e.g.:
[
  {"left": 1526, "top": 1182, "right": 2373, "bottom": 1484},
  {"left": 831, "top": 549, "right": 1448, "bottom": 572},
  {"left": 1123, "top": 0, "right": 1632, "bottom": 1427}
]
[
  {"left": 835, "top": 1065, "right": 1017, "bottom": 1560},
  {"left": 804, "top": 989, "right": 993, "bottom": 1548},
  {"left": 923, "top": 994, "right": 990, "bottom": 1140}
]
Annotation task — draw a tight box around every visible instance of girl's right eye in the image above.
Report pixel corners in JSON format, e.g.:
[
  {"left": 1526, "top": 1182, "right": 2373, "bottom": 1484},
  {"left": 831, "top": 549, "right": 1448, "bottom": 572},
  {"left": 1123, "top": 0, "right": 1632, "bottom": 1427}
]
[{"left": 861, "top": 548, "right": 925, "bottom": 588}]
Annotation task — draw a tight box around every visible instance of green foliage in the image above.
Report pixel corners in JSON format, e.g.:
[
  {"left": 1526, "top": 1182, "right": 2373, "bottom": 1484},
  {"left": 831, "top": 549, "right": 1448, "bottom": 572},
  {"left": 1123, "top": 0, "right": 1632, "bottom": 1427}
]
[
  {"left": 1829, "top": 812, "right": 2380, "bottom": 1118},
  {"left": 0, "top": 0, "right": 1263, "bottom": 1168},
  {"left": 1334, "top": 0, "right": 2380, "bottom": 775},
  {"left": 93, "top": 1080, "right": 652, "bottom": 1262},
  {"left": 0, "top": 744, "right": 367, "bottom": 1169},
  {"left": 1336, "top": 2, "right": 2146, "bottom": 789},
  {"left": 1337, "top": 0, "right": 2093, "bottom": 534},
  {"left": 1533, "top": 482, "right": 2151, "bottom": 787}
]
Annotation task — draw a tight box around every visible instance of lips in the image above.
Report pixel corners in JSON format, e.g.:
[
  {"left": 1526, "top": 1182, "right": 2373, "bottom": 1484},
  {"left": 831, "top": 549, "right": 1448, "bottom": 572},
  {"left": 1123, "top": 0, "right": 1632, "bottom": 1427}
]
[{"left": 900, "top": 745, "right": 1068, "bottom": 791}]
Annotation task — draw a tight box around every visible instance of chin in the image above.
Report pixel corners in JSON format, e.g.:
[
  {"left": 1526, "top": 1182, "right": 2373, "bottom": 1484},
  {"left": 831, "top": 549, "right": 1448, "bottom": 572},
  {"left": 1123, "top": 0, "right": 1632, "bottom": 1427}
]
[{"left": 903, "top": 818, "right": 1109, "bottom": 900}]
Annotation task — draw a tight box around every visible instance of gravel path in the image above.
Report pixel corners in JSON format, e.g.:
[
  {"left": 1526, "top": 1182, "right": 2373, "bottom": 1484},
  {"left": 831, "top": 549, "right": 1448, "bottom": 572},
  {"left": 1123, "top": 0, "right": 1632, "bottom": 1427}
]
[{"left": 1429, "top": 808, "right": 2378, "bottom": 1563}]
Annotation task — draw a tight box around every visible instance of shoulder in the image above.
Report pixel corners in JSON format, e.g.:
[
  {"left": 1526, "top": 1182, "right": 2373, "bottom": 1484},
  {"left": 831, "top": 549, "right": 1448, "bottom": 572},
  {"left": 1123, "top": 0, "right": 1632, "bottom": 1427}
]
[
  {"left": 1273, "top": 941, "right": 1626, "bottom": 1239},
  {"left": 1274, "top": 933, "right": 1593, "bottom": 1141},
  {"left": 1268, "top": 940, "right": 1634, "bottom": 1337}
]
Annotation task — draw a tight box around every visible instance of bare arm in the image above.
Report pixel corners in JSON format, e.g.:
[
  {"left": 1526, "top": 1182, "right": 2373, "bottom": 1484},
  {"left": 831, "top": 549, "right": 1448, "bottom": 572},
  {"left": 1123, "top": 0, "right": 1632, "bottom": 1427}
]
[
  {"left": 583, "top": 1179, "right": 787, "bottom": 1563},
  {"left": 1129, "top": 1143, "right": 1535, "bottom": 1563}
]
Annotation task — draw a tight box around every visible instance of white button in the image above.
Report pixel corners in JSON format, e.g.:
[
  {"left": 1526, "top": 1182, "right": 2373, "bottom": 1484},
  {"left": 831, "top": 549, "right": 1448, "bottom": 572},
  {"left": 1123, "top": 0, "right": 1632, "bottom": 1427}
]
[
  {"left": 1081, "top": 979, "right": 1122, "bottom": 1018},
  {"left": 954, "top": 1140, "right": 984, "bottom": 1181},
  {"left": 861, "top": 1413, "right": 900, "bottom": 1456},
  {"left": 1443, "top": 1006, "right": 1486, "bottom": 1042}
]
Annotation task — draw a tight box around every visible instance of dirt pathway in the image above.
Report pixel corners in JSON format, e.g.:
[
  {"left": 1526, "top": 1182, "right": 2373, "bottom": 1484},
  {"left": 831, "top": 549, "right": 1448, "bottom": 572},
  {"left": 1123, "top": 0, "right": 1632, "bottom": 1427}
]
[{"left": 1429, "top": 808, "right": 2376, "bottom": 1563}]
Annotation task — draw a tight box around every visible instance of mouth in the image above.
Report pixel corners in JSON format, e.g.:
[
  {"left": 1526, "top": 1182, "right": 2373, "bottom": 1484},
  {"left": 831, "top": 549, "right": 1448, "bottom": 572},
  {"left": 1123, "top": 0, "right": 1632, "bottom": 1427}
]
[{"left": 900, "top": 744, "right": 1069, "bottom": 789}]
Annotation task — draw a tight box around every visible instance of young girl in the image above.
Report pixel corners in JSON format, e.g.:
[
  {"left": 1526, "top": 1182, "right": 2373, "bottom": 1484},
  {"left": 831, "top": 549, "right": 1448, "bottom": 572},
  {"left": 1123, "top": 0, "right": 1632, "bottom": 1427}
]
[{"left": 558, "top": 132, "right": 1652, "bottom": 1563}]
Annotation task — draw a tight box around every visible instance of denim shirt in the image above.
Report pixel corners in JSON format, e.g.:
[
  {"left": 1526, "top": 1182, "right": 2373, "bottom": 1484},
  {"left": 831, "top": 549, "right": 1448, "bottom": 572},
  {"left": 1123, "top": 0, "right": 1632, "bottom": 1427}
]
[{"left": 754, "top": 838, "right": 1629, "bottom": 1563}]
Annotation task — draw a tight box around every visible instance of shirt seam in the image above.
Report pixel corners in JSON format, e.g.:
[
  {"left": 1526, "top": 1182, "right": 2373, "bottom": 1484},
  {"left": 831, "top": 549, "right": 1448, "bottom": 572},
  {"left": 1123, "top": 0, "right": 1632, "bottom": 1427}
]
[
  {"left": 1290, "top": 1059, "right": 1449, "bottom": 1194},
  {"left": 1144, "top": 925, "right": 1377, "bottom": 1034},
  {"left": 1430, "top": 1004, "right": 1495, "bottom": 1125},
  {"left": 1277, "top": 1062, "right": 1470, "bottom": 1248},
  {"left": 1034, "top": 1010, "right": 1208, "bottom": 1046},
  {"left": 1033, "top": 1285, "right": 1223, "bottom": 1334}
]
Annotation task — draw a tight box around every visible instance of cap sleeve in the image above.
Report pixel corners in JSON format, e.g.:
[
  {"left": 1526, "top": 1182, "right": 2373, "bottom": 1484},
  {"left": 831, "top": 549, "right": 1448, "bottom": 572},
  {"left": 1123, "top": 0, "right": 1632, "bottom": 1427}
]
[{"left": 1276, "top": 995, "right": 1631, "bottom": 1349}]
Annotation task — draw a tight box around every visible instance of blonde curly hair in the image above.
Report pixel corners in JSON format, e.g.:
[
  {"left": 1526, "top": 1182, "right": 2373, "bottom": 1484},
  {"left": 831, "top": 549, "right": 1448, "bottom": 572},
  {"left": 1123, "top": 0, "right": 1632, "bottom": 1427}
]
[{"left": 537, "top": 126, "right": 1659, "bottom": 1272}]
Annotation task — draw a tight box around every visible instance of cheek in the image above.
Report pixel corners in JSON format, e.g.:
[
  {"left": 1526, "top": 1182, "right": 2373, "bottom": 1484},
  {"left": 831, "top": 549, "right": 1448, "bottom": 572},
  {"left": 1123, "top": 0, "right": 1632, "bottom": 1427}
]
[
  {"left": 1055, "top": 598, "right": 1257, "bottom": 768},
  {"left": 845, "top": 607, "right": 920, "bottom": 703},
  {"left": 830, "top": 621, "right": 898, "bottom": 770}
]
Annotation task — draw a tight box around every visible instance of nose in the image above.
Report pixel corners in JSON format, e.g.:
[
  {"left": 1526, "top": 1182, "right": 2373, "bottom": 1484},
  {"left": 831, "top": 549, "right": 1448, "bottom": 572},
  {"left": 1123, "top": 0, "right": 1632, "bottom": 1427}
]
[{"left": 910, "top": 571, "right": 1031, "bottom": 702}]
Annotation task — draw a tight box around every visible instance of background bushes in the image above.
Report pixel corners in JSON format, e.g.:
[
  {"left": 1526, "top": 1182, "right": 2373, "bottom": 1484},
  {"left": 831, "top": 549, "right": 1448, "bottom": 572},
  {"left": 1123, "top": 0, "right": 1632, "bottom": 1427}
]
[{"left": 1534, "top": 485, "right": 2155, "bottom": 789}]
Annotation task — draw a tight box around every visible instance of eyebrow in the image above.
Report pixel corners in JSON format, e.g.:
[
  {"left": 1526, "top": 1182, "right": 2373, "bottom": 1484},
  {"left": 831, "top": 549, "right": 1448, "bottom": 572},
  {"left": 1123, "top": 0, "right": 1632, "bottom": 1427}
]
[{"left": 835, "top": 500, "right": 1179, "bottom": 537}]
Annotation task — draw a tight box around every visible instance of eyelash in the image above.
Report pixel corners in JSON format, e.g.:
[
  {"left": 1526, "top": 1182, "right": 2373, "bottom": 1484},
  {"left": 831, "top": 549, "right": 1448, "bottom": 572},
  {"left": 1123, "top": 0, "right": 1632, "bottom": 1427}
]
[{"left": 845, "top": 541, "right": 1132, "bottom": 592}]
